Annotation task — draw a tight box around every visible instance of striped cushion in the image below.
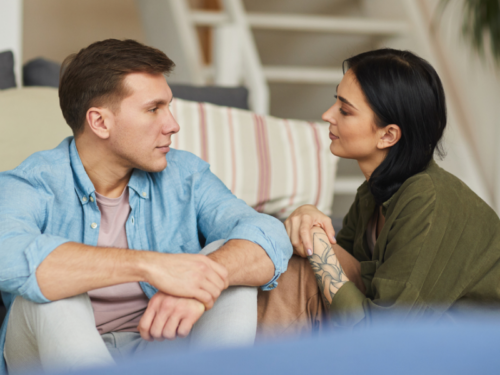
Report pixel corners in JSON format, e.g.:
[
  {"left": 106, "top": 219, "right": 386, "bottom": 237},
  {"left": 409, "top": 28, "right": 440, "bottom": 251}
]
[{"left": 171, "top": 98, "right": 339, "bottom": 219}]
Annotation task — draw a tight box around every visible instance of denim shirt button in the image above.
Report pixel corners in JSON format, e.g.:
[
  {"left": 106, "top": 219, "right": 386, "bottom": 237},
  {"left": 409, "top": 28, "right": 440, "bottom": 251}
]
[
  {"left": 131, "top": 217, "right": 135, "bottom": 224},
  {"left": 89, "top": 196, "right": 94, "bottom": 203},
  {"left": 90, "top": 222, "right": 98, "bottom": 229},
  {"left": 82, "top": 196, "right": 87, "bottom": 203}
]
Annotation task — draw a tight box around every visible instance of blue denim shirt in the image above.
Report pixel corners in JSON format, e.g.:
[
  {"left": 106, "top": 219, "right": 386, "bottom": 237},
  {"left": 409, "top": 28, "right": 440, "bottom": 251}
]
[{"left": 0, "top": 137, "right": 292, "bottom": 373}]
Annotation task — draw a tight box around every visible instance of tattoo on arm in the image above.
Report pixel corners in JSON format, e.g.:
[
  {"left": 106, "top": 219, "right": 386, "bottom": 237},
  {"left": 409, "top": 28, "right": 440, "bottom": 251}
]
[{"left": 307, "top": 233, "right": 349, "bottom": 310}]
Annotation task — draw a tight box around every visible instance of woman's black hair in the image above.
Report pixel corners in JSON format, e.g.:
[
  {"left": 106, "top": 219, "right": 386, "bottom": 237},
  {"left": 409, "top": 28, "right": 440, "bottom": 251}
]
[{"left": 343, "top": 48, "right": 447, "bottom": 205}]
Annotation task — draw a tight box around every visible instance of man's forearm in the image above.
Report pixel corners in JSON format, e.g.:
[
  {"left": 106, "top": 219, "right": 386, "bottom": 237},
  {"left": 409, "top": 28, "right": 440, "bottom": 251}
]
[
  {"left": 207, "top": 239, "right": 274, "bottom": 287},
  {"left": 36, "top": 242, "right": 228, "bottom": 309},
  {"left": 36, "top": 242, "right": 148, "bottom": 301}
]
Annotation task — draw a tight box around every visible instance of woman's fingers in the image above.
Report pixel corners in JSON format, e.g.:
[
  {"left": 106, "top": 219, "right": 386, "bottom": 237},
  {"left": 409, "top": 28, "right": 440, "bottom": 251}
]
[
  {"left": 289, "top": 216, "right": 304, "bottom": 256},
  {"left": 323, "top": 220, "right": 337, "bottom": 244},
  {"left": 299, "top": 215, "right": 313, "bottom": 255},
  {"left": 320, "top": 218, "right": 337, "bottom": 244}
]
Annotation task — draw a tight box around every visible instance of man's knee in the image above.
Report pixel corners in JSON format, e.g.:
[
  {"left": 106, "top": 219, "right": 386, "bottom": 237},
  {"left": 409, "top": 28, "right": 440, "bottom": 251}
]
[
  {"left": 200, "top": 239, "right": 226, "bottom": 256},
  {"left": 8, "top": 293, "right": 94, "bottom": 332}
]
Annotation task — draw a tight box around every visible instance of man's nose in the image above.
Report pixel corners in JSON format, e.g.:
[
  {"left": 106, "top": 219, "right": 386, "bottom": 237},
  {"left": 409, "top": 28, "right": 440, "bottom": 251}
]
[{"left": 162, "top": 112, "right": 180, "bottom": 134}]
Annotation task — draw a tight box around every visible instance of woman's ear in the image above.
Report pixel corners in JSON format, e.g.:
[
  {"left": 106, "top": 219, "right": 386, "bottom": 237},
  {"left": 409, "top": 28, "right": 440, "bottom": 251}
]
[
  {"left": 86, "top": 107, "right": 112, "bottom": 140},
  {"left": 377, "top": 124, "right": 401, "bottom": 150}
]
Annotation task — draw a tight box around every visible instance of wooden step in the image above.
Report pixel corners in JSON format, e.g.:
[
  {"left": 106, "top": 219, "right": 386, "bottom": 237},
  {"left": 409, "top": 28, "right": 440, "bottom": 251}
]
[{"left": 190, "top": 11, "right": 410, "bottom": 35}]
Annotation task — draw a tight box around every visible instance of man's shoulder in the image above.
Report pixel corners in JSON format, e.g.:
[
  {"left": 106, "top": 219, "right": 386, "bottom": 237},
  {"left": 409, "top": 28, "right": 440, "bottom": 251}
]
[
  {"left": 164, "top": 148, "right": 209, "bottom": 176},
  {"left": 0, "top": 137, "right": 72, "bottom": 182}
]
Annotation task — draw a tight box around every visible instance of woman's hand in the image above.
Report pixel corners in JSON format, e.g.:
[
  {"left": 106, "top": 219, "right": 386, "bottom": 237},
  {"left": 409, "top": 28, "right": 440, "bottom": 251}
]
[{"left": 284, "top": 205, "right": 336, "bottom": 258}]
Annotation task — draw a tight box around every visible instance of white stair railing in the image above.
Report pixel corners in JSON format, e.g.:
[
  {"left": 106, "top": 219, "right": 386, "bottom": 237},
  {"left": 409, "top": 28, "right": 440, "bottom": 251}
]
[
  {"left": 0, "top": 0, "right": 23, "bottom": 87},
  {"left": 219, "top": 0, "right": 269, "bottom": 115},
  {"left": 141, "top": 0, "right": 491, "bottom": 204}
]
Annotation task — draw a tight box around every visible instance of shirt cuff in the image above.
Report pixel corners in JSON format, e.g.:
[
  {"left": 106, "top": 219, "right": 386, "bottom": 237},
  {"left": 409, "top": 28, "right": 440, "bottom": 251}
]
[
  {"left": 22, "top": 235, "right": 72, "bottom": 303},
  {"left": 329, "top": 281, "right": 366, "bottom": 327},
  {"left": 225, "top": 225, "right": 292, "bottom": 291}
]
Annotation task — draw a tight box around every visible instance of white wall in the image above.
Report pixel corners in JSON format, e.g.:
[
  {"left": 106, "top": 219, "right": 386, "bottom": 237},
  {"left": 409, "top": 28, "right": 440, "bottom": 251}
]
[
  {"left": 0, "top": 0, "right": 23, "bottom": 86},
  {"left": 361, "top": 0, "right": 496, "bottom": 208},
  {"left": 425, "top": 0, "right": 500, "bottom": 210}
]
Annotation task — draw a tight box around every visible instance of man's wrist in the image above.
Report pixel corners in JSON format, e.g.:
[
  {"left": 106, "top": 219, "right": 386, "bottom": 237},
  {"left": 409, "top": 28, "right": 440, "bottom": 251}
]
[{"left": 134, "top": 249, "right": 158, "bottom": 283}]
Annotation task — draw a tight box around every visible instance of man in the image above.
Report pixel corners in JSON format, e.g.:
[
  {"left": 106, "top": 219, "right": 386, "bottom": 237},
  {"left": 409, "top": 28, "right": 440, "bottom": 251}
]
[{"left": 0, "top": 39, "right": 292, "bottom": 374}]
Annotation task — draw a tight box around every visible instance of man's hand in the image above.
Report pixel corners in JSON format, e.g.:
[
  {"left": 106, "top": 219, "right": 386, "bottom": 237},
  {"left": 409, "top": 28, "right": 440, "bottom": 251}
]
[
  {"left": 284, "top": 204, "right": 336, "bottom": 258},
  {"left": 138, "top": 292, "right": 205, "bottom": 341},
  {"left": 144, "top": 252, "right": 228, "bottom": 310}
]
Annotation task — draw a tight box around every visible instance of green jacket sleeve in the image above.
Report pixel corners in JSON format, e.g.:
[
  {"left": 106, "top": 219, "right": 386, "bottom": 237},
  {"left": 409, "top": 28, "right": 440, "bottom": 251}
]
[{"left": 329, "top": 176, "right": 437, "bottom": 328}]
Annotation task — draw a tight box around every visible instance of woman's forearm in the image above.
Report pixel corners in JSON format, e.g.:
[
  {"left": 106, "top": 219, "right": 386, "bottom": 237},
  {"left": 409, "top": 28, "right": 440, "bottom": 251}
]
[{"left": 308, "top": 227, "right": 349, "bottom": 309}]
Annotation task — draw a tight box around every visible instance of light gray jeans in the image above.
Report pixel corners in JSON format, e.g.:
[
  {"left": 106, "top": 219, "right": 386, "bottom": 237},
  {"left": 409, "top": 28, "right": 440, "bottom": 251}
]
[{"left": 4, "top": 240, "right": 257, "bottom": 374}]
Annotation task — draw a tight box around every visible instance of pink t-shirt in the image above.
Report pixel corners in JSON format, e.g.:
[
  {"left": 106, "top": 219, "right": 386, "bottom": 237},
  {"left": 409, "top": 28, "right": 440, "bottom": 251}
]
[{"left": 87, "top": 188, "right": 149, "bottom": 334}]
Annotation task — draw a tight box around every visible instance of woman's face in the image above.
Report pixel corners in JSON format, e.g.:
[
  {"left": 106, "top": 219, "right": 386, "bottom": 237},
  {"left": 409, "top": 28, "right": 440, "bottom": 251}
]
[{"left": 322, "top": 69, "right": 386, "bottom": 163}]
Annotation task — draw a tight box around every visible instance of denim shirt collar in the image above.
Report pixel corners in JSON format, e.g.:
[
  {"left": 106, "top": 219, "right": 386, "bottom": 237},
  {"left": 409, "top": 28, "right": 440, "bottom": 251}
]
[{"left": 69, "top": 138, "right": 150, "bottom": 201}]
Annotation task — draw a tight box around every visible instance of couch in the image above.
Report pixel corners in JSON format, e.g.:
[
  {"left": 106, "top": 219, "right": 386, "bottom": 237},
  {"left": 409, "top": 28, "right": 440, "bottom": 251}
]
[{"left": 0, "top": 55, "right": 341, "bottom": 328}]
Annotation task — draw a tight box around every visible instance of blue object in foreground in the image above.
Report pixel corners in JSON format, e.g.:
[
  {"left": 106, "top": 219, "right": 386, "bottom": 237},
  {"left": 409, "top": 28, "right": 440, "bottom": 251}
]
[{"left": 63, "top": 317, "right": 500, "bottom": 375}]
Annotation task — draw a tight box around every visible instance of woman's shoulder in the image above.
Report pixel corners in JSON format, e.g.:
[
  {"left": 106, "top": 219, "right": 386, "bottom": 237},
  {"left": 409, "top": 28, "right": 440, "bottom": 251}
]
[{"left": 391, "top": 160, "right": 497, "bottom": 220}]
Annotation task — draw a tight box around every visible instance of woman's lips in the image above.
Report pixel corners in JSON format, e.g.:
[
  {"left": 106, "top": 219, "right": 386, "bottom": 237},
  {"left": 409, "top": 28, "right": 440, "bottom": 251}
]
[{"left": 329, "top": 132, "right": 339, "bottom": 140}]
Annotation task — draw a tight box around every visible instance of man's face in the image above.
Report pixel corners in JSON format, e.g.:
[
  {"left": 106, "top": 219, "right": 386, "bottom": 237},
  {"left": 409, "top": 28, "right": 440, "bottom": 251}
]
[{"left": 107, "top": 72, "right": 180, "bottom": 173}]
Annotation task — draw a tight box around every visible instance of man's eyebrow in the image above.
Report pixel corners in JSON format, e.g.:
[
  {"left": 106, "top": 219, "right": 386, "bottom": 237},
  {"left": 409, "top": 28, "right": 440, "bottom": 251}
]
[{"left": 143, "top": 99, "right": 168, "bottom": 107}]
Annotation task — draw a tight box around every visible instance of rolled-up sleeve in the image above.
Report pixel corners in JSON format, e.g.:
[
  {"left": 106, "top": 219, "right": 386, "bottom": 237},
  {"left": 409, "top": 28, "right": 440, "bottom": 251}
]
[
  {"left": 0, "top": 171, "right": 70, "bottom": 303},
  {"left": 193, "top": 163, "right": 292, "bottom": 290}
]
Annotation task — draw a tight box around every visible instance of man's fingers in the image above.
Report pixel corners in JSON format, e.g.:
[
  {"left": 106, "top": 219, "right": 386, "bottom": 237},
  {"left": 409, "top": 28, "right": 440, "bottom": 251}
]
[
  {"left": 177, "top": 315, "right": 197, "bottom": 338},
  {"left": 193, "top": 289, "right": 214, "bottom": 310},
  {"left": 203, "top": 264, "right": 226, "bottom": 292},
  {"left": 162, "top": 313, "right": 181, "bottom": 340},
  {"left": 204, "top": 257, "right": 229, "bottom": 287},
  {"left": 199, "top": 278, "right": 221, "bottom": 305},
  {"left": 149, "top": 308, "right": 171, "bottom": 341},
  {"left": 138, "top": 307, "right": 156, "bottom": 341}
]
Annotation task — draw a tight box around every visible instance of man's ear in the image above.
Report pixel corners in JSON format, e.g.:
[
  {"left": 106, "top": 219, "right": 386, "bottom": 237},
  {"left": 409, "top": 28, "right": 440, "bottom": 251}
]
[
  {"left": 377, "top": 124, "right": 401, "bottom": 150},
  {"left": 86, "top": 107, "right": 112, "bottom": 140}
]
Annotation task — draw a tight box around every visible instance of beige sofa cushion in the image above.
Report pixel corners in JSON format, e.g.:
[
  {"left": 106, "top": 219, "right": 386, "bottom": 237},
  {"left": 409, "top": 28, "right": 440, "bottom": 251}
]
[{"left": 0, "top": 87, "right": 72, "bottom": 172}]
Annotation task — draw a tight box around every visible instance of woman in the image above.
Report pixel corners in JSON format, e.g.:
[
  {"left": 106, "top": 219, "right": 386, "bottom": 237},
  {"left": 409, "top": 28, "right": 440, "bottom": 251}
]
[{"left": 258, "top": 48, "right": 500, "bottom": 334}]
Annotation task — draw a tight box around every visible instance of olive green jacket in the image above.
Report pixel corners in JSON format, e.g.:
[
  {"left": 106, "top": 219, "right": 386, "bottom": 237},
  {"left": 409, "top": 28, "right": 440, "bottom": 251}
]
[{"left": 332, "top": 160, "right": 500, "bottom": 327}]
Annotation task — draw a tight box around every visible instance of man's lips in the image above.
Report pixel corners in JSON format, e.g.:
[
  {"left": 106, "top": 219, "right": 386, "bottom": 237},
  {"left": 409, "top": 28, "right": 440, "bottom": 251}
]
[
  {"left": 156, "top": 144, "right": 171, "bottom": 152},
  {"left": 329, "top": 132, "right": 339, "bottom": 140}
]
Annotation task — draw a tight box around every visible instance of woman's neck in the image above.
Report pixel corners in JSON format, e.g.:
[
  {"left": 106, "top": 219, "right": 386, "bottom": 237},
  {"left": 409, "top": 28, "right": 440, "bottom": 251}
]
[{"left": 357, "top": 150, "right": 388, "bottom": 181}]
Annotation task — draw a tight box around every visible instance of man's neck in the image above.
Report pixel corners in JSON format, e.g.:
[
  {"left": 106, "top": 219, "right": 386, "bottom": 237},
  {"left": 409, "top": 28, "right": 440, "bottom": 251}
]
[{"left": 75, "top": 135, "right": 132, "bottom": 198}]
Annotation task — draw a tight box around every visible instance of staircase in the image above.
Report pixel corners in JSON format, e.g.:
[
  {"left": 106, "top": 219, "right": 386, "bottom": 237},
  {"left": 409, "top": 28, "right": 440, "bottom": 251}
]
[{"left": 136, "top": 0, "right": 492, "bottom": 218}]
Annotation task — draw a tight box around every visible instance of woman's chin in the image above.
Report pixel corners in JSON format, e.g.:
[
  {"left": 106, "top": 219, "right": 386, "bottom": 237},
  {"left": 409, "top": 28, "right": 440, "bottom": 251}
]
[{"left": 329, "top": 143, "right": 344, "bottom": 158}]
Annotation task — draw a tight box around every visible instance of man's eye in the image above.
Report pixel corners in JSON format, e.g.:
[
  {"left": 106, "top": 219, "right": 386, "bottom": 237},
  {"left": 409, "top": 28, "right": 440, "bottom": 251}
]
[{"left": 149, "top": 107, "right": 158, "bottom": 113}]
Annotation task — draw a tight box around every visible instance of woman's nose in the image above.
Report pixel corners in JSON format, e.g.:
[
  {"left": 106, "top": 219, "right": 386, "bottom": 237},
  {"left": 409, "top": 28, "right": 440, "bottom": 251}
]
[{"left": 322, "top": 106, "right": 336, "bottom": 124}]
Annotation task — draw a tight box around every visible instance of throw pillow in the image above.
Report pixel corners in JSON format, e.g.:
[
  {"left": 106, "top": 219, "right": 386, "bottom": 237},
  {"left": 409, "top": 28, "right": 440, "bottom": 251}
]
[
  {"left": 23, "top": 57, "right": 61, "bottom": 87},
  {"left": 170, "top": 84, "right": 249, "bottom": 110},
  {"left": 0, "top": 50, "right": 16, "bottom": 90},
  {"left": 171, "top": 98, "right": 338, "bottom": 218}
]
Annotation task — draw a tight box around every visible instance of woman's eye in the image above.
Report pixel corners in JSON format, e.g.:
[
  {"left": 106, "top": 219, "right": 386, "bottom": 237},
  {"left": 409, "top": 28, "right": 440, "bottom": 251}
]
[{"left": 339, "top": 107, "right": 348, "bottom": 116}]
